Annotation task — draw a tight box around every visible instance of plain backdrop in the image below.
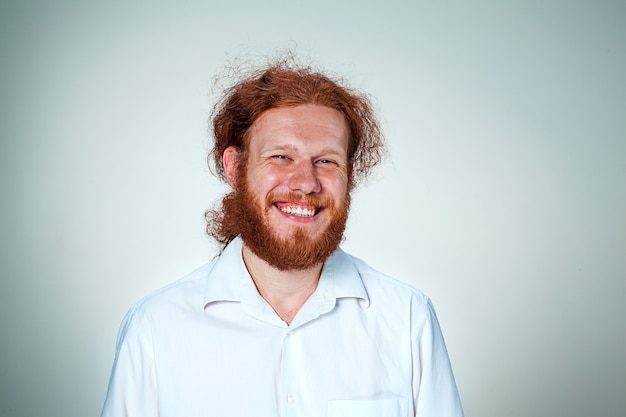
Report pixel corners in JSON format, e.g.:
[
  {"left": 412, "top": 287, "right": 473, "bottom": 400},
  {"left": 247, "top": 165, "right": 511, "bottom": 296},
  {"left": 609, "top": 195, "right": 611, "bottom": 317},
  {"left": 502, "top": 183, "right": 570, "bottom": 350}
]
[{"left": 1, "top": 1, "right": 625, "bottom": 416}]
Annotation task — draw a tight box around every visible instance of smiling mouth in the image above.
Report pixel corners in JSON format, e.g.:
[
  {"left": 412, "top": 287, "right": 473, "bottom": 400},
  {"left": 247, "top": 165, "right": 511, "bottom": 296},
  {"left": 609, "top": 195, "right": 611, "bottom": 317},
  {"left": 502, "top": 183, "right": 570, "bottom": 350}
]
[{"left": 274, "top": 202, "right": 321, "bottom": 218}]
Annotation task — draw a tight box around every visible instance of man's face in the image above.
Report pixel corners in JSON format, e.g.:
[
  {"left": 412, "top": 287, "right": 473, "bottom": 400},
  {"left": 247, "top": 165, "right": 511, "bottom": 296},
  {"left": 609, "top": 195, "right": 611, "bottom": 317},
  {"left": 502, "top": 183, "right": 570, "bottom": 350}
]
[{"left": 225, "top": 104, "right": 351, "bottom": 270}]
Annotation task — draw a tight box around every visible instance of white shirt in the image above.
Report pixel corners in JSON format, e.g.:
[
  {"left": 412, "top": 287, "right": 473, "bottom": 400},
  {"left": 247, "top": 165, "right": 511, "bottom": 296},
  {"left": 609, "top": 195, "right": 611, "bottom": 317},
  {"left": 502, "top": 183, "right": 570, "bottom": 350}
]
[{"left": 101, "top": 237, "right": 464, "bottom": 417}]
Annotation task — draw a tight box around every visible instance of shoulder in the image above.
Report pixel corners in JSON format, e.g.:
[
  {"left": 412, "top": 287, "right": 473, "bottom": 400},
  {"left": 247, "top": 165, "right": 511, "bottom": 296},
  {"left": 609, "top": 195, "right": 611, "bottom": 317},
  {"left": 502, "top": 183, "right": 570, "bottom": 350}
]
[
  {"left": 122, "top": 261, "right": 216, "bottom": 325},
  {"left": 334, "top": 250, "right": 444, "bottom": 348},
  {"left": 338, "top": 249, "right": 432, "bottom": 312}
]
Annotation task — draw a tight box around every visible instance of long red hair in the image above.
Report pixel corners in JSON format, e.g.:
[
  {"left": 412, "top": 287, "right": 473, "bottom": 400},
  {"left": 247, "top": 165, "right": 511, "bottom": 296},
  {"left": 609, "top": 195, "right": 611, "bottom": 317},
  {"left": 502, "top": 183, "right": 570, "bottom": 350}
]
[{"left": 206, "top": 55, "right": 385, "bottom": 248}]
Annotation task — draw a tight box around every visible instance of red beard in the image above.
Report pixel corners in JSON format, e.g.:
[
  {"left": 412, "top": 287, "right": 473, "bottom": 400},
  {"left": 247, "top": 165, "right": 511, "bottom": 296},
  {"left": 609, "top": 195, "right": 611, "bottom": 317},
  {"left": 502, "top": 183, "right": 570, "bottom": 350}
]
[{"left": 218, "top": 174, "right": 350, "bottom": 271}]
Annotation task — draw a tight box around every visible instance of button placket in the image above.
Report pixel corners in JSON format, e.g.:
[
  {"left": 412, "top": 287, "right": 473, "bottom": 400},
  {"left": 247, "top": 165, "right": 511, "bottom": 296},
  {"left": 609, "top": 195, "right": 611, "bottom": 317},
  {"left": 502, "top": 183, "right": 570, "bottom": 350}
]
[{"left": 281, "top": 327, "right": 299, "bottom": 415}]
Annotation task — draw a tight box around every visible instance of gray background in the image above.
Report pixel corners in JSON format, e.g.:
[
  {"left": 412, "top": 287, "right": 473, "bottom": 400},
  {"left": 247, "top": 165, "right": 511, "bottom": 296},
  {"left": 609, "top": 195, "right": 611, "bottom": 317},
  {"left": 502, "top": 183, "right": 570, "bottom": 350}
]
[{"left": 1, "top": 1, "right": 624, "bottom": 416}]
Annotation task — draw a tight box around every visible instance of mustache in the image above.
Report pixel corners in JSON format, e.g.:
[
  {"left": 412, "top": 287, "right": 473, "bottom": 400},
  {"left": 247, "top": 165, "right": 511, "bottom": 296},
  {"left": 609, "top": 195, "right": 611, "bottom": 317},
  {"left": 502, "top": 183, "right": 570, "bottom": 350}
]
[{"left": 266, "top": 192, "right": 335, "bottom": 208}]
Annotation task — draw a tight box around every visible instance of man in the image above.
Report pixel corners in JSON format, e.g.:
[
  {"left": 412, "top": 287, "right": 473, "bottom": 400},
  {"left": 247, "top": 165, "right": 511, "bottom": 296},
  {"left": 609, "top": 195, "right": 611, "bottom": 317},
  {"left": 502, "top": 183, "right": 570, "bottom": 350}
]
[{"left": 101, "top": 57, "right": 464, "bottom": 417}]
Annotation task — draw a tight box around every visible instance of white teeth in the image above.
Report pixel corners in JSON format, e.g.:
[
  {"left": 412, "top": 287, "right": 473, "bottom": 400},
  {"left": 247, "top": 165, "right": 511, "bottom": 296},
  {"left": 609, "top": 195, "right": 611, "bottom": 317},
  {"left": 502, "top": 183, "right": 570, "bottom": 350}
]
[{"left": 279, "top": 205, "right": 315, "bottom": 217}]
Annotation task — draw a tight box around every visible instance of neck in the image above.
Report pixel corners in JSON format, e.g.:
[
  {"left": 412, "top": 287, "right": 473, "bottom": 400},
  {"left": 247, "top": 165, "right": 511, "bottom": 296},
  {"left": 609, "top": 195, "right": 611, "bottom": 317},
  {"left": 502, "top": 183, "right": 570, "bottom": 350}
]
[{"left": 242, "top": 243, "right": 323, "bottom": 325}]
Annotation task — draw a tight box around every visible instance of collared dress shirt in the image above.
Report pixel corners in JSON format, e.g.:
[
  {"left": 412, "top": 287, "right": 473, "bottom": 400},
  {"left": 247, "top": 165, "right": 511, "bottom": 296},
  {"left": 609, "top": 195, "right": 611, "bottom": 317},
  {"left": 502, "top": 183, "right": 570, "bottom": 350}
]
[{"left": 101, "top": 237, "right": 464, "bottom": 417}]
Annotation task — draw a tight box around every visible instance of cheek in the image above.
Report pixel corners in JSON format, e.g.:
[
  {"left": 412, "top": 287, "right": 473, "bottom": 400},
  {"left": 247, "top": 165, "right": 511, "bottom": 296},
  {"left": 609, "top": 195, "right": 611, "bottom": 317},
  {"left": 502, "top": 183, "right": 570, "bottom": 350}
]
[
  {"left": 323, "top": 173, "right": 349, "bottom": 200},
  {"left": 247, "top": 165, "right": 284, "bottom": 193}
]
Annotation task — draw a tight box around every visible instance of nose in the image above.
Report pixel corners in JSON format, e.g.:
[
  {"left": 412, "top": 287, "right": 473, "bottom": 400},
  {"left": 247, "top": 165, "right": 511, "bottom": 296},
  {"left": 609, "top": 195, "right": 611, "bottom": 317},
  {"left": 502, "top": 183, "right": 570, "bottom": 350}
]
[{"left": 287, "top": 160, "right": 321, "bottom": 194}]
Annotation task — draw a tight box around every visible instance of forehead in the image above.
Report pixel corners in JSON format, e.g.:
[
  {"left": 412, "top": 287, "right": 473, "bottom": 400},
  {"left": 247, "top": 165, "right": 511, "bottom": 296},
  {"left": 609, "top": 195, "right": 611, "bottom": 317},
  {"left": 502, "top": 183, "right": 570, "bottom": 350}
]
[{"left": 247, "top": 104, "right": 350, "bottom": 153}]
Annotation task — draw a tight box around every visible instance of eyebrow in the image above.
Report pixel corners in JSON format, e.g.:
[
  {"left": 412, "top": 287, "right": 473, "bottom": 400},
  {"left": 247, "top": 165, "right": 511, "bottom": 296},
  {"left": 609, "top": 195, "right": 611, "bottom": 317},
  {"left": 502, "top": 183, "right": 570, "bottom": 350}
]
[{"left": 264, "top": 144, "right": 347, "bottom": 157}]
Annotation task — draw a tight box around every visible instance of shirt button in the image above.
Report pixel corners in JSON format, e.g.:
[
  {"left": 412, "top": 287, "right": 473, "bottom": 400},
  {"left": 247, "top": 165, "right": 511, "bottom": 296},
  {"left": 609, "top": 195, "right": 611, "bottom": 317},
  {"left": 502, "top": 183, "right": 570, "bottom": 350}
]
[
  {"left": 287, "top": 330, "right": 294, "bottom": 336},
  {"left": 287, "top": 394, "right": 295, "bottom": 403}
]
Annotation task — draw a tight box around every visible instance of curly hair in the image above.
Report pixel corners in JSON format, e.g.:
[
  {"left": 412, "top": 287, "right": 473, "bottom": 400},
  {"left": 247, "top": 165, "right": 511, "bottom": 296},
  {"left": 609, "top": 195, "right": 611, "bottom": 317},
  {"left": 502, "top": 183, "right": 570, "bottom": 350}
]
[{"left": 208, "top": 56, "right": 385, "bottom": 189}]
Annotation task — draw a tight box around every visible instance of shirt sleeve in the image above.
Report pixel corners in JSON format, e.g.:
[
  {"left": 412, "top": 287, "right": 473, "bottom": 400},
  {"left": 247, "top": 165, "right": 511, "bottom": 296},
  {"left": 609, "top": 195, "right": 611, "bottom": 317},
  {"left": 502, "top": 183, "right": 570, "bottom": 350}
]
[
  {"left": 100, "top": 305, "right": 159, "bottom": 417},
  {"left": 412, "top": 296, "right": 465, "bottom": 417}
]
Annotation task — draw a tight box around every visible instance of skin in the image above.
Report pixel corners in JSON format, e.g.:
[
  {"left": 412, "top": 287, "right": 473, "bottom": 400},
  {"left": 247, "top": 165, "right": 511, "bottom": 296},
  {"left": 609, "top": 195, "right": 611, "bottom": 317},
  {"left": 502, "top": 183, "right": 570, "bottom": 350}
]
[{"left": 222, "top": 104, "right": 351, "bottom": 324}]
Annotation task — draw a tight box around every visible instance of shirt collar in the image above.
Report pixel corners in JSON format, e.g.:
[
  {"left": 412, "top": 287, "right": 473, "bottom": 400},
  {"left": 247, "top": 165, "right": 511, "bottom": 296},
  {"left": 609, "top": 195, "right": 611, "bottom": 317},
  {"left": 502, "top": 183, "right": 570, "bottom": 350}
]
[
  {"left": 202, "top": 236, "right": 370, "bottom": 309},
  {"left": 322, "top": 247, "right": 370, "bottom": 308},
  {"left": 202, "top": 237, "right": 246, "bottom": 306}
]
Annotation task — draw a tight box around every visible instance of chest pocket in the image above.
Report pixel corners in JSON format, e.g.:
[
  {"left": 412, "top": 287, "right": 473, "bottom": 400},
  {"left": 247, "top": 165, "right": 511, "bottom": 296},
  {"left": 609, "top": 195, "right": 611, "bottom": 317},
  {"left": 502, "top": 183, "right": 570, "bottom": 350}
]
[{"left": 327, "top": 398, "right": 411, "bottom": 417}]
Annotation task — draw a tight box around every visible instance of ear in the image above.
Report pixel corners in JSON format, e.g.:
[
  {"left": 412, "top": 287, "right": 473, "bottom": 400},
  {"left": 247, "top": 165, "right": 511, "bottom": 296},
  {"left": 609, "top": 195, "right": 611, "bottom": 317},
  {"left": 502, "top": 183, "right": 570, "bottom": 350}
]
[{"left": 223, "top": 146, "right": 241, "bottom": 188}]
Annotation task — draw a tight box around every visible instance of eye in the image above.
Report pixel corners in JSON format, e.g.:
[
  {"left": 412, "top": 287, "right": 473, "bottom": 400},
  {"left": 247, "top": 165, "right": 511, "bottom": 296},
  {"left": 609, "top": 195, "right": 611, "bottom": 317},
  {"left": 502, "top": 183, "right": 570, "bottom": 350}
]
[
  {"left": 316, "top": 159, "right": 337, "bottom": 165},
  {"left": 272, "top": 155, "right": 290, "bottom": 160}
]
